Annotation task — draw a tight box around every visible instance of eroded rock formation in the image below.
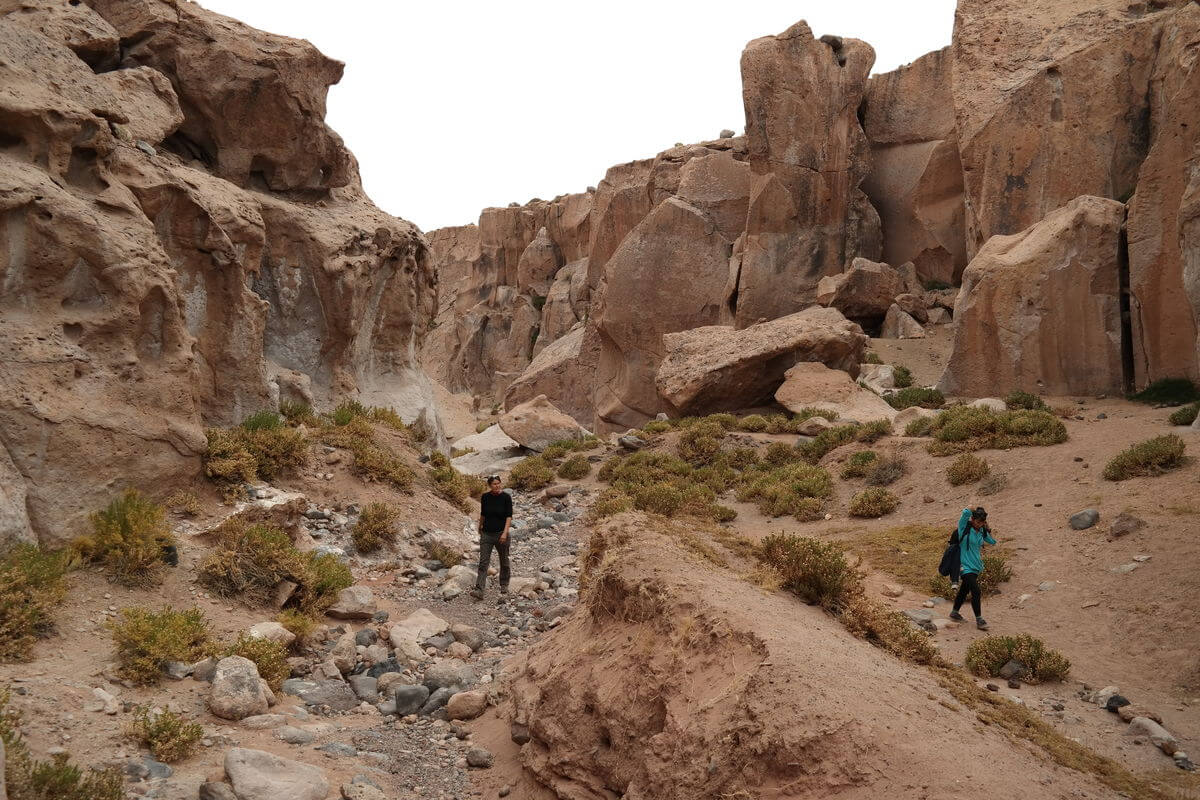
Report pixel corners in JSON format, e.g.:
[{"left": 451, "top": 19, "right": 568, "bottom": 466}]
[{"left": 0, "top": 1, "right": 436, "bottom": 544}]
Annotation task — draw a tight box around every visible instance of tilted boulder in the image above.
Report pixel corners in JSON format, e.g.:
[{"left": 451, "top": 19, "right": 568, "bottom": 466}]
[
  {"left": 504, "top": 326, "right": 599, "bottom": 428},
  {"left": 939, "top": 196, "right": 1126, "bottom": 397},
  {"left": 879, "top": 304, "right": 926, "bottom": 340},
  {"left": 815, "top": 258, "right": 905, "bottom": 329},
  {"left": 774, "top": 362, "right": 897, "bottom": 423},
  {"left": 654, "top": 307, "right": 867, "bottom": 416},
  {"left": 499, "top": 395, "right": 587, "bottom": 451}
]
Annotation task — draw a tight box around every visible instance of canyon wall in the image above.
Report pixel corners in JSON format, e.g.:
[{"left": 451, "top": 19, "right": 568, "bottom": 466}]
[{"left": 0, "top": 0, "right": 438, "bottom": 545}]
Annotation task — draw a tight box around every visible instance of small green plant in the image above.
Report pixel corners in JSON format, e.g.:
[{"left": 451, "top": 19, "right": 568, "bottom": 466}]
[
  {"left": 764, "top": 441, "right": 803, "bottom": 466},
  {"left": 1004, "top": 390, "right": 1047, "bottom": 411},
  {"left": 198, "top": 522, "right": 307, "bottom": 604},
  {"left": 204, "top": 424, "right": 308, "bottom": 485},
  {"left": 222, "top": 634, "right": 289, "bottom": 689},
  {"left": 892, "top": 365, "right": 913, "bottom": 389},
  {"left": 630, "top": 482, "right": 685, "bottom": 516},
  {"left": 509, "top": 455, "right": 554, "bottom": 490},
  {"left": 964, "top": 633, "right": 1071, "bottom": 682},
  {"left": 865, "top": 455, "right": 907, "bottom": 486},
  {"left": 840, "top": 450, "right": 878, "bottom": 478},
  {"left": 1129, "top": 377, "right": 1199, "bottom": 405},
  {"left": 759, "top": 535, "right": 856, "bottom": 609},
  {"left": 0, "top": 544, "right": 71, "bottom": 662},
  {"left": 127, "top": 706, "right": 204, "bottom": 762},
  {"left": 640, "top": 419, "right": 672, "bottom": 434},
  {"left": 849, "top": 487, "right": 900, "bottom": 518},
  {"left": 296, "top": 552, "right": 353, "bottom": 615},
  {"left": 331, "top": 399, "right": 368, "bottom": 426},
  {"left": 677, "top": 419, "right": 726, "bottom": 465},
  {"left": 276, "top": 609, "right": 317, "bottom": 649},
  {"left": 427, "top": 453, "right": 486, "bottom": 510},
  {"left": 885, "top": 387, "right": 945, "bottom": 410},
  {"left": 109, "top": 606, "right": 212, "bottom": 685},
  {"left": 164, "top": 490, "right": 201, "bottom": 516},
  {"left": 904, "top": 415, "right": 936, "bottom": 437},
  {"left": 590, "top": 489, "right": 634, "bottom": 518},
  {"left": 319, "top": 417, "right": 413, "bottom": 490},
  {"left": 1102, "top": 434, "right": 1186, "bottom": 480},
  {"left": 240, "top": 410, "right": 283, "bottom": 431},
  {"left": 736, "top": 414, "right": 768, "bottom": 432},
  {"left": 352, "top": 503, "right": 399, "bottom": 553},
  {"left": 840, "top": 591, "right": 938, "bottom": 665},
  {"left": 799, "top": 424, "right": 859, "bottom": 463},
  {"left": 76, "top": 489, "right": 173, "bottom": 588},
  {"left": 856, "top": 419, "right": 892, "bottom": 443},
  {"left": 1168, "top": 402, "right": 1199, "bottom": 426},
  {"left": 541, "top": 437, "right": 599, "bottom": 459},
  {"left": 737, "top": 463, "right": 832, "bottom": 519},
  {"left": 427, "top": 541, "right": 463, "bottom": 568},
  {"left": 557, "top": 454, "right": 591, "bottom": 480},
  {"left": 925, "top": 406, "right": 1067, "bottom": 455},
  {"left": 278, "top": 400, "right": 314, "bottom": 424},
  {"left": 946, "top": 453, "right": 989, "bottom": 485},
  {"left": 863, "top": 351, "right": 883, "bottom": 365}
]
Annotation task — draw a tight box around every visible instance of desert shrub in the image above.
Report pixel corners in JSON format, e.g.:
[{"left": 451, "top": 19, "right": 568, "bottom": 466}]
[
  {"left": 202, "top": 428, "right": 257, "bottom": 487},
  {"left": 977, "top": 473, "right": 1008, "bottom": 496},
  {"left": 886, "top": 387, "right": 945, "bottom": 410},
  {"left": 641, "top": 419, "right": 672, "bottom": 435},
  {"left": 198, "top": 522, "right": 307, "bottom": 604},
  {"left": 849, "top": 487, "right": 900, "bottom": 518},
  {"left": 557, "top": 455, "right": 591, "bottom": 480},
  {"left": 127, "top": 707, "right": 203, "bottom": 763},
  {"left": 840, "top": 591, "right": 939, "bottom": 665},
  {"left": 840, "top": 450, "right": 878, "bottom": 478},
  {"left": 0, "top": 690, "right": 125, "bottom": 800},
  {"left": 764, "top": 441, "right": 803, "bottom": 467},
  {"left": 1168, "top": 402, "right": 1200, "bottom": 426},
  {"left": 799, "top": 424, "right": 859, "bottom": 463},
  {"left": 276, "top": 609, "right": 317, "bottom": 648},
  {"left": 946, "top": 453, "right": 989, "bottom": 486},
  {"left": 165, "top": 490, "right": 201, "bottom": 517},
  {"left": 720, "top": 446, "right": 761, "bottom": 471},
  {"left": 367, "top": 406, "right": 410, "bottom": 433},
  {"left": 759, "top": 535, "right": 856, "bottom": 609},
  {"left": 597, "top": 455, "right": 624, "bottom": 482},
  {"left": 904, "top": 415, "right": 936, "bottom": 437},
  {"left": 892, "top": 365, "right": 914, "bottom": 389},
  {"left": 76, "top": 489, "right": 173, "bottom": 588},
  {"left": 428, "top": 455, "right": 486, "bottom": 510},
  {"left": 736, "top": 414, "right": 768, "bottom": 432},
  {"left": 295, "top": 552, "right": 353, "bottom": 615},
  {"left": 964, "top": 633, "right": 1071, "bottom": 683},
  {"left": 475, "top": 420, "right": 493, "bottom": 434},
  {"left": 109, "top": 606, "right": 211, "bottom": 686},
  {"left": 710, "top": 504, "right": 738, "bottom": 522},
  {"left": 930, "top": 553, "right": 1013, "bottom": 599},
  {"left": 222, "top": 634, "right": 289, "bottom": 689},
  {"left": 0, "top": 545, "right": 71, "bottom": 662},
  {"left": 1130, "top": 377, "right": 1199, "bottom": 405},
  {"left": 240, "top": 410, "right": 282, "bottom": 431},
  {"left": 352, "top": 503, "right": 399, "bottom": 553},
  {"left": 863, "top": 351, "right": 883, "bottom": 365},
  {"left": 793, "top": 407, "right": 839, "bottom": 423},
  {"left": 204, "top": 423, "right": 307, "bottom": 486},
  {"left": 278, "top": 400, "right": 314, "bottom": 424},
  {"left": 677, "top": 419, "right": 726, "bottom": 465},
  {"left": 1102, "top": 434, "right": 1186, "bottom": 481},
  {"left": 319, "top": 418, "right": 412, "bottom": 490},
  {"left": 764, "top": 414, "right": 792, "bottom": 434},
  {"left": 591, "top": 489, "right": 634, "bottom": 518},
  {"left": 706, "top": 413, "right": 739, "bottom": 430},
  {"left": 426, "top": 541, "right": 463, "bottom": 568},
  {"left": 737, "top": 463, "right": 832, "bottom": 519},
  {"left": 855, "top": 419, "right": 892, "bottom": 443},
  {"left": 1005, "top": 390, "right": 1048, "bottom": 411},
  {"left": 631, "top": 482, "right": 685, "bottom": 516},
  {"left": 926, "top": 406, "right": 1067, "bottom": 455},
  {"left": 865, "top": 455, "right": 907, "bottom": 486},
  {"left": 510, "top": 455, "right": 554, "bottom": 490},
  {"left": 330, "top": 399, "right": 368, "bottom": 426}
]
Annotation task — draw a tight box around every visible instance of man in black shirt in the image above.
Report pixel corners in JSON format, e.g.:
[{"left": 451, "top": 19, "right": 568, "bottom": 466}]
[{"left": 472, "top": 475, "right": 513, "bottom": 599}]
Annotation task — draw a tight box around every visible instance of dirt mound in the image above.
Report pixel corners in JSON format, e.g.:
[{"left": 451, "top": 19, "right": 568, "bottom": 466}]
[{"left": 505, "top": 514, "right": 1111, "bottom": 799}]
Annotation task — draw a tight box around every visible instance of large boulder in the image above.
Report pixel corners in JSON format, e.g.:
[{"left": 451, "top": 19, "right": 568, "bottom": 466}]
[
  {"left": 939, "top": 196, "right": 1125, "bottom": 397},
  {"left": 774, "top": 362, "right": 897, "bottom": 423},
  {"left": 654, "top": 307, "right": 868, "bottom": 416},
  {"left": 388, "top": 608, "right": 450, "bottom": 663},
  {"left": 326, "top": 586, "right": 376, "bottom": 621},
  {"left": 209, "top": 657, "right": 269, "bottom": 721},
  {"left": 1128, "top": 4, "right": 1200, "bottom": 386},
  {"left": 504, "top": 326, "right": 599, "bottom": 428},
  {"left": 731, "top": 22, "right": 880, "bottom": 326},
  {"left": 879, "top": 304, "right": 926, "bottom": 340},
  {"left": 815, "top": 258, "right": 906, "bottom": 329},
  {"left": 498, "top": 395, "right": 587, "bottom": 451},
  {"left": 224, "top": 748, "right": 328, "bottom": 800}
]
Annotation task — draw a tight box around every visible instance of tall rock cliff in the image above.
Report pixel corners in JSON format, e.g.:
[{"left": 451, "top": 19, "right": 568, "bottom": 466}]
[{"left": 0, "top": 0, "right": 438, "bottom": 545}]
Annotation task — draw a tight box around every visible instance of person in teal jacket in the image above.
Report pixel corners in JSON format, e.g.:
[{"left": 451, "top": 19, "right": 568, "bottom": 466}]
[{"left": 949, "top": 507, "right": 995, "bottom": 630}]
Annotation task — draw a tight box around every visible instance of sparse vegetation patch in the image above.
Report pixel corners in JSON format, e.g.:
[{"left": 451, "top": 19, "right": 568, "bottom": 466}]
[
  {"left": 1102, "top": 435, "right": 1186, "bottom": 481},
  {"left": 965, "top": 633, "right": 1071, "bottom": 682},
  {"left": 109, "top": 606, "right": 212, "bottom": 686},
  {"left": 925, "top": 406, "right": 1067, "bottom": 455},
  {"left": 76, "top": 489, "right": 174, "bottom": 588}
]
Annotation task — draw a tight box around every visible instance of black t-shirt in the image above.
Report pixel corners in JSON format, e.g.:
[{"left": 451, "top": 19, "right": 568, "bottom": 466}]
[{"left": 480, "top": 491, "right": 513, "bottom": 534}]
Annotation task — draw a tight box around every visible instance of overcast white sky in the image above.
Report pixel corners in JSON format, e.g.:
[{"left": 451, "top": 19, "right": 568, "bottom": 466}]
[{"left": 198, "top": 1, "right": 955, "bottom": 232}]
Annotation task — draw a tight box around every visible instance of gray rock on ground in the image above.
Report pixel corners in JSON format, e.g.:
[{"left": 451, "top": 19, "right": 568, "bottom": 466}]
[
  {"left": 209, "top": 657, "right": 269, "bottom": 721},
  {"left": 1069, "top": 509, "right": 1100, "bottom": 530},
  {"left": 224, "top": 748, "right": 329, "bottom": 800}
]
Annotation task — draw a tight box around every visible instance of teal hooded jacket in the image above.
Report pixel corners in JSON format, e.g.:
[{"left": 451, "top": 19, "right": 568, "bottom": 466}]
[{"left": 956, "top": 508, "right": 996, "bottom": 575}]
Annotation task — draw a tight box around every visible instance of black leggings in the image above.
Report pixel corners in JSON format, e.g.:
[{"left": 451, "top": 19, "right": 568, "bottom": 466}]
[
  {"left": 953, "top": 572, "right": 982, "bottom": 618},
  {"left": 476, "top": 534, "right": 510, "bottom": 589}
]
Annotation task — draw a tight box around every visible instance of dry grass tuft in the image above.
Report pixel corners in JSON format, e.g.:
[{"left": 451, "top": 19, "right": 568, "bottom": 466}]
[
  {"left": 964, "top": 633, "right": 1071, "bottom": 683},
  {"left": 946, "top": 453, "right": 989, "bottom": 485},
  {"left": 926, "top": 406, "right": 1067, "bottom": 455},
  {"left": 109, "top": 606, "right": 212, "bottom": 686},
  {"left": 127, "top": 706, "right": 204, "bottom": 763},
  {"left": 758, "top": 534, "right": 857, "bottom": 609},
  {"left": 849, "top": 487, "right": 899, "bottom": 518},
  {"left": 0, "top": 544, "right": 72, "bottom": 662},
  {"left": 1102, "top": 434, "right": 1186, "bottom": 481},
  {"left": 509, "top": 455, "right": 555, "bottom": 490},
  {"left": 76, "top": 489, "right": 173, "bottom": 588},
  {"left": 352, "top": 503, "right": 399, "bottom": 553}
]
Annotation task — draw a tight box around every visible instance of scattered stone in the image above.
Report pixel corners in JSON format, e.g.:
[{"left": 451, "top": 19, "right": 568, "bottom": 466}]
[
  {"left": 422, "top": 659, "right": 477, "bottom": 691},
  {"left": 347, "top": 675, "right": 378, "bottom": 702},
  {"left": 466, "top": 747, "right": 494, "bottom": 769},
  {"left": 192, "top": 657, "right": 219, "bottom": 683},
  {"left": 248, "top": 621, "right": 296, "bottom": 647},
  {"left": 968, "top": 397, "right": 1007, "bottom": 412},
  {"left": 450, "top": 623, "right": 488, "bottom": 652},
  {"left": 446, "top": 690, "right": 488, "bottom": 721},
  {"left": 986, "top": 683, "right": 1000, "bottom": 692},
  {"left": 510, "top": 722, "right": 531, "bottom": 745},
  {"left": 618, "top": 435, "right": 646, "bottom": 450},
  {"left": 124, "top": 756, "right": 172, "bottom": 781},
  {"left": 1007, "top": 679, "right": 1022, "bottom": 689},
  {"left": 1069, "top": 509, "right": 1099, "bottom": 530},
  {"left": 276, "top": 726, "right": 316, "bottom": 745},
  {"left": 1105, "top": 694, "right": 1131, "bottom": 712},
  {"left": 163, "top": 660, "right": 192, "bottom": 680},
  {"left": 881, "top": 584, "right": 904, "bottom": 599},
  {"left": 341, "top": 781, "right": 387, "bottom": 800},
  {"left": 1126, "top": 716, "right": 1178, "bottom": 755},
  {"left": 1118, "top": 704, "right": 1163, "bottom": 724},
  {"left": 280, "top": 679, "right": 359, "bottom": 711},
  {"left": 199, "top": 782, "right": 238, "bottom": 800},
  {"left": 241, "top": 714, "right": 289, "bottom": 730},
  {"left": 998, "top": 660, "right": 1027, "bottom": 680},
  {"left": 225, "top": 748, "right": 329, "bottom": 800},
  {"left": 419, "top": 687, "right": 454, "bottom": 715},
  {"left": 317, "top": 742, "right": 357, "bottom": 758},
  {"left": 1110, "top": 562, "right": 1140, "bottom": 574},
  {"left": 391, "top": 685, "right": 431, "bottom": 717},
  {"left": 209, "top": 656, "right": 269, "bottom": 721},
  {"left": 1108, "top": 511, "right": 1146, "bottom": 539}
]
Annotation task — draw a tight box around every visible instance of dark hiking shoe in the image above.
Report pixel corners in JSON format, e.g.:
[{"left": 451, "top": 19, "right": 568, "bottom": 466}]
[
  {"left": 499, "top": 585, "right": 509, "bottom": 594},
  {"left": 469, "top": 588, "right": 484, "bottom": 600},
  {"left": 949, "top": 611, "right": 965, "bottom": 622},
  {"left": 976, "top": 618, "right": 989, "bottom": 630}
]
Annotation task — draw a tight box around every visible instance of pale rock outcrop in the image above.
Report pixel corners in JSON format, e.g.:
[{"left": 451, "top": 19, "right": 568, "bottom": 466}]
[
  {"left": 857, "top": 364, "right": 896, "bottom": 394},
  {"left": 224, "top": 748, "right": 329, "bottom": 800},
  {"left": 1128, "top": 3, "right": 1200, "bottom": 386},
  {"left": 939, "top": 196, "right": 1125, "bottom": 397},
  {"left": 815, "top": 258, "right": 905, "bottom": 329},
  {"left": 862, "top": 47, "right": 967, "bottom": 284},
  {"left": 389, "top": 608, "right": 450, "bottom": 663},
  {"left": 879, "top": 304, "right": 926, "bottom": 340},
  {"left": 505, "top": 326, "right": 597, "bottom": 427},
  {"left": 654, "top": 307, "right": 867, "bottom": 416},
  {"left": 516, "top": 227, "right": 561, "bottom": 297},
  {"left": 499, "top": 395, "right": 586, "bottom": 452},
  {"left": 775, "top": 362, "right": 897, "bottom": 422},
  {"left": 732, "top": 22, "right": 880, "bottom": 326}
]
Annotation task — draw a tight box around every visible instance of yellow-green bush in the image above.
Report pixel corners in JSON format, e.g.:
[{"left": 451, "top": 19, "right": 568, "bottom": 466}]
[
  {"left": 165, "top": 490, "right": 201, "bottom": 517},
  {"left": 799, "top": 424, "right": 859, "bottom": 463},
  {"left": 1168, "top": 402, "right": 1200, "bottom": 426},
  {"left": 0, "top": 545, "right": 71, "bottom": 662},
  {"left": 276, "top": 609, "right": 317, "bottom": 649},
  {"left": 205, "top": 422, "right": 308, "bottom": 484},
  {"left": 856, "top": 419, "right": 893, "bottom": 443},
  {"left": 222, "top": 634, "right": 289, "bottom": 689},
  {"left": 840, "top": 450, "right": 878, "bottom": 479},
  {"left": 427, "top": 453, "right": 486, "bottom": 510},
  {"left": 864, "top": 455, "right": 907, "bottom": 487},
  {"left": 640, "top": 419, "right": 672, "bottom": 435},
  {"left": 509, "top": 455, "right": 554, "bottom": 490},
  {"left": 926, "top": 406, "right": 1067, "bottom": 455},
  {"left": 127, "top": 707, "right": 203, "bottom": 763},
  {"left": 295, "top": 552, "right": 353, "bottom": 615},
  {"left": 946, "top": 453, "right": 989, "bottom": 486},
  {"left": 904, "top": 415, "right": 936, "bottom": 437},
  {"left": 759, "top": 534, "right": 856, "bottom": 609},
  {"left": 427, "top": 541, "right": 463, "bottom": 568},
  {"left": 849, "top": 487, "right": 900, "bottom": 518},
  {"left": 278, "top": 400, "right": 315, "bottom": 424},
  {"left": 76, "top": 489, "right": 173, "bottom": 588},
  {"left": 892, "top": 365, "right": 914, "bottom": 389},
  {"left": 1102, "top": 434, "right": 1186, "bottom": 481},
  {"left": 319, "top": 417, "right": 413, "bottom": 490},
  {"left": 631, "top": 482, "right": 685, "bottom": 516},
  {"left": 764, "top": 441, "right": 803, "bottom": 466},
  {"left": 677, "top": 419, "right": 726, "bottom": 465},
  {"left": 352, "top": 503, "right": 399, "bottom": 553},
  {"left": 965, "top": 633, "right": 1071, "bottom": 683},
  {"left": 541, "top": 436, "right": 600, "bottom": 459},
  {"left": 557, "top": 455, "right": 591, "bottom": 480},
  {"left": 109, "top": 606, "right": 212, "bottom": 686},
  {"left": 736, "top": 414, "right": 768, "bottom": 432},
  {"left": 1004, "top": 390, "right": 1048, "bottom": 411},
  {"left": 590, "top": 489, "right": 634, "bottom": 518},
  {"left": 737, "top": 463, "right": 832, "bottom": 519},
  {"left": 885, "top": 387, "right": 945, "bottom": 410},
  {"left": 840, "top": 591, "right": 938, "bottom": 665}
]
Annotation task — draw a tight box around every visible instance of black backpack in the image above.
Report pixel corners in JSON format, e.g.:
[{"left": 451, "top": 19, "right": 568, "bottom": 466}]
[{"left": 937, "top": 527, "right": 965, "bottom": 578}]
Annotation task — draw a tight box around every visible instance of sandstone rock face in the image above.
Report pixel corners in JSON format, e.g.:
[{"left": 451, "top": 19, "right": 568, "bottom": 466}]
[
  {"left": 1128, "top": 4, "right": 1200, "bottom": 386},
  {"left": 732, "top": 23, "right": 880, "bottom": 325},
  {"left": 939, "top": 196, "right": 1126, "bottom": 397},
  {"left": 775, "top": 362, "right": 897, "bottom": 422},
  {"left": 862, "top": 47, "right": 967, "bottom": 285},
  {"left": 951, "top": 0, "right": 1182, "bottom": 255},
  {"left": 499, "top": 395, "right": 586, "bottom": 451},
  {"left": 814, "top": 258, "right": 905, "bottom": 330},
  {"left": 504, "top": 327, "right": 597, "bottom": 427},
  {"left": 654, "top": 307, "right": 867, "bottom": 416},
  {"left": 0, "top": 2, "right": 437, "bottom": 545}
]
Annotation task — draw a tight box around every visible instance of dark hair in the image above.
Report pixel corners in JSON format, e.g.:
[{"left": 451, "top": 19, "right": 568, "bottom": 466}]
[
  {"left": 971, "top": 507, "right": 987, "bottom": 521},
  {"left": 486, "top": 475, "right": 502, "bottom": 485}
]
